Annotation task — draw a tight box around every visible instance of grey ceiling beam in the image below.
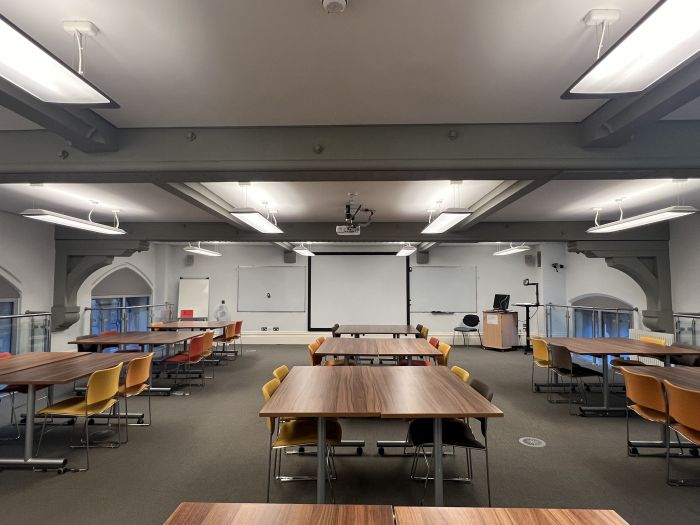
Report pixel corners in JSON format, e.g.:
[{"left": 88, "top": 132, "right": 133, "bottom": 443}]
[
  {"left": 156, "top": 182, "right": 245, "bottom": 228},
  {"left": 581, "top": 57, "right": 700, "bottom": 148},
  {"left": 458, "top": 179, "right": 551, "bottom": 231},
  {"left": 1, "top": 121, "right": 700, "bottom": 183},
  {"left": 0, "top": 78, "right": 118, "bottom": 153},
  {"left": 53, "top": 220, "right": 669, "bottom": 243}
]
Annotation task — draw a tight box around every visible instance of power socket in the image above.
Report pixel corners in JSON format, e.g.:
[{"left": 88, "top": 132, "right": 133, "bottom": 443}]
[
  {"left": 272, "top": 327, "right": 279, "bottom": 332},
  {"left": 261, "top": 326, "right": 268, "bottom": 331}
]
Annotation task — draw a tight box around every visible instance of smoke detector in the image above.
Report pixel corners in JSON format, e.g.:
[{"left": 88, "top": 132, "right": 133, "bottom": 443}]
[{"left": 322, "top": 0, "right": 347, "bottom": 13}]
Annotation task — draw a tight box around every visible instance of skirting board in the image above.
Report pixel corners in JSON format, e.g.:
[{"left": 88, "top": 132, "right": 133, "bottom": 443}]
[{"left": 242, "top": 331, "right": 527, "bottom": 346}]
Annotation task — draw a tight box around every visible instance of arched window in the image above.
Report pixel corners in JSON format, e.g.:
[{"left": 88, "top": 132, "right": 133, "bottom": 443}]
[
  {"left": 91, "top": 267, "right": 152, "bottom": 336},
  {"left": 0, "top": 274, "right": 20, "bottom": 354},
  {"left": 570, "top": 294, "right": 634, "bottom": 338}
]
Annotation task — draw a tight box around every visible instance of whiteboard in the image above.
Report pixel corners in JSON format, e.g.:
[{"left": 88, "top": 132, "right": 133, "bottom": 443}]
[
  {"left": 238, "top": 266, "right": 306, "bottom": 312},
  {"left": 309, "top": 254, "right": 407, "bottom": 329},
  {"left": 178, "top": 278, "right": 210, "bottom": 318},
  {"left": 409, "top": 266, "right": 477, "bottom": 313}
]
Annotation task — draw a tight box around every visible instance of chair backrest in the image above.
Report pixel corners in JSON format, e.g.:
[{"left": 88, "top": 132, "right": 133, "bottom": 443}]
[
  {"left": 531, "top": 338, "right": 550, "bottom": 364},
  {"left": 450, "top": 365, "right": 470, "bottom": 383},
  {"left": 470, "top": 378, "right": 494, "bottom": 402},
  {"left": 640, "top": 336, "right": 667, "bottom": 346},
  {"left": 308, "top": 344, "right": 322, "bottom": 366},
  {"left": 86, "top": 363, "right": 123, "bottom": 406},
  {"left": 621, "top": 367, "right": 666, "bottom": 413},
  {"left": 225, "top": 323, "right": 236, "bottom": 338},
  {"left": 428, "top": 337, "right": 440, "bottom": 349},
  {"left": 188, "top": 335, "right": 206, "bottom": 359},
  {"left": 125, "top": 353, "right": 154, "bottom": 389},
  {"left": 262, "top": 377, "right": 281, "bottom": 433},
  {"left": 665, "top": 380, "right": 700, "bottom": 439},
  {"left": 100, "top": 330, "right": 119, "bottom": 336},
  {"left": 151, "top": 322, "right": 163, "bottom": 330},
  {"left": 549, "top": 344, "right": 572, "bottom": 370},
  {"left": 331, "top": 323, "right": 339, "bottom": 333},
  {"left": 309, "top": 340, "right": 320, "bottom": 352},
  {"left": 234, "top": 320, "right": 243, "bottom": 335},
  {"left": 415, "top": 324, "right": 423, "bottom": 333},
  {"left": 76, "top": 334, "right": 99, "bottom": 353},
  {"left": 316, "top": 336, "right": 326, "bottom": 345},
  {"left": 202, "top": 331, "right": 214, "bottom": 353},
  {"left": 419, "top": 326, "right": 429, "bottom": 339},
  {"left": 0, "top": 352, "right": 11, "bottom": 359},
  {"left": 437, "top": 342, "right": 451, "bottom": 366},
  {"left": 463, "top": 314, "right": 480, "bottom": 327},
  {"left": 273, "top": 365, "right": 289, "bottom": 382}
]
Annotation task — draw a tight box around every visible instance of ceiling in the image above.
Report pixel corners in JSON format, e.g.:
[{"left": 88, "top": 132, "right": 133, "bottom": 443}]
[{"left": 4, "top": 0, "right": 696, "bottom": 130}]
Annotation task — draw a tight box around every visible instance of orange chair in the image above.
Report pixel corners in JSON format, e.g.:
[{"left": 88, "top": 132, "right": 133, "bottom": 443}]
[
  {"left": 162, "top": 334, "right": 207, "bottom": 392},
  {"left": 200, "top": 331, "right": 216, "bottom": 379},
  {"left": 664, "top": 380, "right": 700, "bottom": 486},
  {"left": 308, "top": 340, "right": 351, "bottom": 367},
  {"left": 232, "top": 321, "right": 244, "bottom": 356},
  {"left": 213, "top": 322, "right": 238, "bottom": 360},
  {"left": 620, "top": 366, "right": 667, "bottom": 457},
  {"left": 428, "top": 337, "right": 440, "bottom": 349}
]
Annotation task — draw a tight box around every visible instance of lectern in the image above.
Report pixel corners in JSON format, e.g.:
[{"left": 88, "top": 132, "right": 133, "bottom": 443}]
[{"left": 482, "top": 310, "right": 518, "bottom": 350}]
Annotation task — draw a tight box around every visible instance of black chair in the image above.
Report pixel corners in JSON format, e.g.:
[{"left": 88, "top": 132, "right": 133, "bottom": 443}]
[
  {"left": 415, "top": 324, "right": 423, "bottom": 339},
  {"left": 453, "top": 315, "right": 482, "bottom": 348},
  {"left": 408, "top": 378, "right": 493, "bottom": 507},
  {"left": 331, "top": 323, "right": 340, "bottom": 338},
  {"left": 548, "top": 344, "right": 602, "bottom": 415}
]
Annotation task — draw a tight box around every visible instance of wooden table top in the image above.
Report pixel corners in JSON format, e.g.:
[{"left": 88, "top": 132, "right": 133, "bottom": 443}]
[
  {"left": 316, "top": 338, "right": 442, "bottom": 358},
  {"left": 394, "top": 506, "right": 630, "bottom": 525},
  {"left": 69, "top": 331, "right": 201, "bottom": 346},
  {"left": 335, "top": 324, "right": 419, "bottom": 335},
  {"left": 259, "top": 366, "right": 503, "bottom": 419},
  {"left": 541, "top": 338, "right": 700, "bottom": 357},
  {"left": 163, "top": 503, "right": 394, "bottom": 525},
  {"left": 622, "top": 365, "right": 700, "bottom": 390},
  {"left": 152, "top": 321, "right": 230, "bottom": 330},
  {"left": 0, "top": 351, "right": 87, "bottom": 375},
  {"left": 0, "top": 352, "right": 147, "bottom": 385}
]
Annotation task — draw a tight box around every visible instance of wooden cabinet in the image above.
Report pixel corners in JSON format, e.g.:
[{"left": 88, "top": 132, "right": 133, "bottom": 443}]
[{"left": 482, "top": 310, "right": 518, "bottom": 350}]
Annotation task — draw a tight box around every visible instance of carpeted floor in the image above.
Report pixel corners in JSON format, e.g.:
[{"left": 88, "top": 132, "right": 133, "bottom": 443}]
[{"left": 0, "top": 345, "right": 699, "bottom": 525}]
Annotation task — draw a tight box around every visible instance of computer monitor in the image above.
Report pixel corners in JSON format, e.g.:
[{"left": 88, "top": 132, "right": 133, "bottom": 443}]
[{"left": 493, "top": 294, "right": 510, "bottom": 311}]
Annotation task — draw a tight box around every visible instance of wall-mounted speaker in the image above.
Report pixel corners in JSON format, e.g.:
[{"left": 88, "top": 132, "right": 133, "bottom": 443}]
[
  {"left": 283, "top": 251, "right": 297, "bottom": 264},
  {"left": 524, "top": 251, "right": 542, "bottom": 268},
  {"left": 184, "top": 254, "right": 195, "bottom": 267},
  {"left": 416, "top": 251, "right": 429, "bottom": 264}
]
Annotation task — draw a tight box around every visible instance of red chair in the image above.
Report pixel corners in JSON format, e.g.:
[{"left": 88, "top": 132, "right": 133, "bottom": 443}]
[
  {"left": 428, "top": 337, "right": 440, "bottom": 349},
  {"left": 162, "top": 335, "right": 207, "bottom": 392},
  {"left": 231, "top": 320, "right": 244, "bottom": 356}
]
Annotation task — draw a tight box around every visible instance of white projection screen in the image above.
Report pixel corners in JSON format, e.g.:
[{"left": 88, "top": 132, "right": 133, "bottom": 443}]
[{"left": 309, "top": 254, "right": 408, "bottom": 329}]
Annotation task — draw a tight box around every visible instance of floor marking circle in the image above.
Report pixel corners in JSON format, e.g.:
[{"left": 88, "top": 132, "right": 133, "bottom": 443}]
[{"left": 518, "top": 437, "right": 546, "bottom": 448}]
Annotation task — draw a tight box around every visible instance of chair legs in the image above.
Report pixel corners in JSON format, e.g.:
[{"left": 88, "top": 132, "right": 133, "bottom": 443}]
[{"left": 0, "top": 394, "right": 21, "bottom": 441}]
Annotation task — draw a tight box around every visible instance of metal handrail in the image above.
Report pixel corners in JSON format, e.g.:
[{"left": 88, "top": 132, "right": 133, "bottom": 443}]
[
  {"left": 0, "top": 312, "right": 51, "bottom": 320},
  {"left": 545, "top": 303, "right": 637, "bottom": 313},
  {"left": 84, "top": 302, "right": 173, "bottom": 312},
  {"left": 674, "top": 313, "right": 700, "bottom": 319}
]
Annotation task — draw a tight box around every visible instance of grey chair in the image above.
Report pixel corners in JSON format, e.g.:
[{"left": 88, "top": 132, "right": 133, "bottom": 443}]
[
  {"left": 331, "top": 323, "right": 340, "bottom": 338},
  {"left": 453, "top": 315, "right": 482, "bottom": 348}
]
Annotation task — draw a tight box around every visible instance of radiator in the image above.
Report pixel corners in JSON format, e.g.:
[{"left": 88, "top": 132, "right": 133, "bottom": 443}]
[{"left": 628, "top": 329, "right": 675, "bottom": 366}]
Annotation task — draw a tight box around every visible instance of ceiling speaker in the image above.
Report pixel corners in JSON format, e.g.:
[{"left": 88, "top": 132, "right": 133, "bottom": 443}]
[{"left": 184, "top": 254, "right": 194, "bottom": 267}]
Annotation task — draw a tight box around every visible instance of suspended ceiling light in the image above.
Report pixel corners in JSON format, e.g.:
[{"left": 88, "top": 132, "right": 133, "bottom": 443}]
[
  {"left": 396, "top": 244, "right": 417, "bottom": 257},
  {"left": 493, "top": 243, "right": 531, "bottom": 256},
  {"left": 564, "top": 1, "right": 700, "bottom": 98},
  {"left": 184, "top": 242, "right": 222, "bottom": 257},
  {"left": 421, "top": 208, "right": 471, "bottom": 234},
  {"left": 20, "top": 208, "right": 126, "bottom": 235},
  {"left": 293, "top": 243, "right": 315, "bottom": 257},
  {"left": 586, "top": 205, "right": 697, "bottom": 233},
  {"left": 230, "top": 208, "right": 283, "bottom": 234},
  {"left": 0, "top": 16, "right": 115, "bottom": 105}
]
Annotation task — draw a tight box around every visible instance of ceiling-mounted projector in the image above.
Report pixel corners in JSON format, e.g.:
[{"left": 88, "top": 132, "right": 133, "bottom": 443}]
[
  {"left": 322, "top": 0, "right": 347, "bottom": 13},
  {"left": 336, "top": 224, "right": 361, "bottom": 235}
]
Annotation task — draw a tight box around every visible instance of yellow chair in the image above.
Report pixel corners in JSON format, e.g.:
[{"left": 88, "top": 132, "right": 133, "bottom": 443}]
[
  {"left": 419, "top": 326, "right": 429, "bottom": 339},
  {"left": 640, "top": 336, "right": 667, "bottom": 346},
  {"left": 316, "top": 336, "right": 326, "bottom": 345},
  {"left": 262, "top": 378, "right": 342, "bottom": 502},
  {"left": 531, "top": 338, "right": 552, "bottom": 392},
  {"left": 36, "top": 363, "right": 124, "bottom": 472},
  {"left": 612, "top": 336, "right": 666, "bottom": 368},
  {"left": 450, "top": 365, "right": 470, "bottom": 383},
  {"left": 437, "top": 342, "right": 451, "bottom": 366},
  {"left": 620, "top": 366, "right": 667, "bottom": 457},
  {"left": 273, "top": 365, "right": 289, "bottom": 382},
  {"left": 118, "top": 353, "right": 154, "bottom": 442},
  {"left": 664, "top": 379, "right": 700, "bottom": 486}
]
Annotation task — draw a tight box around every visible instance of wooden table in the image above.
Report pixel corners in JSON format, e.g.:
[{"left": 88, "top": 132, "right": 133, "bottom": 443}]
[
  {"left": 335, "top": 324, "right": 419, "bottom": 338},
  {"left": 163, "top": 503, "right": 394, "bottom": 525},
  {"left": 152, "top": 320, "right": 230, "bottom": 331},
  {"left": 260, "top": 366, "right": 503, "bottom": 506},
  {"left": 541, "top": 338, "right": 700, "bottom": 415},
  {"left": 70, "top": 331, "right": 201, "bottom": 350},
  {"left": 316, "top": 338, "right": 442, "bottom": 362},
  {"left": 626, "top": 364, "right": 700, "bottom": 390},
  {"left": 394, "top": 506, "right": 630, "bottom": 525},
  {"left": 0, "top": 352, "right": 146, "bottom": 470}
]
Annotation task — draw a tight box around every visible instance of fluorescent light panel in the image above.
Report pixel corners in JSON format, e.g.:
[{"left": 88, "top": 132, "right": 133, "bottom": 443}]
[
  {"left": 184, "top": 244, "right": 222, "bottom": 257},
  {"left": 587, "top": 205, "right": 697, "bottom": 233},
  {"left": 230, "top": 208, "right": 283, "bottom": 234},
  {"left": 493, "top": 244, "right": 531, "bottom": 256},
  {"left": 294, "top": 244, "right": 315, "bottom": 257},
  {"left": 20, "top": 208, "right": 125, "bottom": 235},
  {"left": 396, "top": 244, "right": 417, "bottom": 257},
  {"left": 0, "top": 15, "right": 115, "bottom": 105},
  {"left": 565, "top": 0, "right": 700, "bottom": 97},
  {"left": 421, "top": 208, "right": 471, "bottom": 234}
]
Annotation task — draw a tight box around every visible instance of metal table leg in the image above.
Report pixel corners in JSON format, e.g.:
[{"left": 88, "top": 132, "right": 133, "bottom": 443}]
[
  {"left": 0, "top": 385, "right": 66, "bottom": 470},
  {"left": 317, "top": 416, "right": 326, "bottom": 503},
  {"left": 434, "top": 418, "right": 443, "bottom": 506},
  {"left": 579, "top": 353, "right": 624, "bottom": 415}
]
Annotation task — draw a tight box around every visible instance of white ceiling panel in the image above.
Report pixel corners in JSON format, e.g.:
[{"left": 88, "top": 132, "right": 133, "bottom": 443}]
[
  {"left": 0, "top": 0, "right": 663, "bottom": 129},
  {"left": 204, "top": 180, "right": 503, "bottom": 222},
  {"left": 0, "top": 183, "right": 214, "bottom": 221}
]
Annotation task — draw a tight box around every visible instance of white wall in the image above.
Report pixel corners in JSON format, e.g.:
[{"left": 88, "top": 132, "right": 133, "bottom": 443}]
[
  {"left": 670, "top": 213, "right": 700, "bottom": 313},
  {"left": 0, "top": 211, "right": 54, "bottom": 313}
]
